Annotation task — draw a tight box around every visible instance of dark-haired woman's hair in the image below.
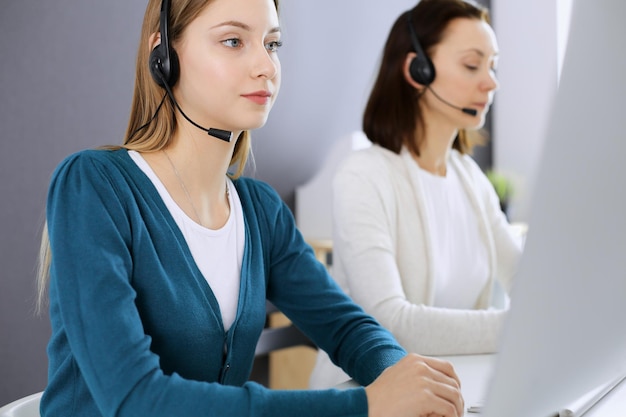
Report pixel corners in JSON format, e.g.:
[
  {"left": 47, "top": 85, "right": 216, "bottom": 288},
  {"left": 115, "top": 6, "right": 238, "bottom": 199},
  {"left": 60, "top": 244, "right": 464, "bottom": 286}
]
[{"left": 363, "top": 0, "right": 489, "bottom": 156}]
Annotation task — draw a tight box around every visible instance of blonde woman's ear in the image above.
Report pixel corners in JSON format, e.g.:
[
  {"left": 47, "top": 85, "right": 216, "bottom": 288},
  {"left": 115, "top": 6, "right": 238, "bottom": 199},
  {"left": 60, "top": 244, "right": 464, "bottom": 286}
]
[{"left": 149, "top": 32, "right": 161, "bottom": 51}]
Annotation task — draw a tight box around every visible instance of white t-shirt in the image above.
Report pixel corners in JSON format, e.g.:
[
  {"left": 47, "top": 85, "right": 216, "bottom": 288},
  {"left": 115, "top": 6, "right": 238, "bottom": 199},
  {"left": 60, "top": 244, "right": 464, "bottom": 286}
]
[
  {"left": 419, "top": 163, "right": 489, "bottom": 308},
  {"left": 129, "top": 151, "right": 244, "bottom": 331}
]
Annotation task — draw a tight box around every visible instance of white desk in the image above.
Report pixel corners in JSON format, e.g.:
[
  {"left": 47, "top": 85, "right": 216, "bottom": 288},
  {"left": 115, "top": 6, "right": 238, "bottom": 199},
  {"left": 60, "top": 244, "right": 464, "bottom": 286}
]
[
  {"left": 442, "top": 354, "right": 626, "bottom": 417},
  {"left": 582, "top": 376, "right": 626, "bottom": 417},
  {"left": 437, "top": 354, "right": 493, "bottom": 417},
  {"left": 339, "top": 354, "right": 626, "bottom": 417},
  {"left": 444, "top": 354, "right": 626, "bottom": 417},
  {"left": 337, "top": 354, "right": 494, "bottom": 416}
]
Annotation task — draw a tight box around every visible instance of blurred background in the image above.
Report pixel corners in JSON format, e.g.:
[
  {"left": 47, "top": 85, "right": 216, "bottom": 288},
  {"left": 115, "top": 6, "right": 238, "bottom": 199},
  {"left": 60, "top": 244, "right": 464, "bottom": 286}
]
[{"left": 0, "top": 0, "right": 569, "bottom": 404}]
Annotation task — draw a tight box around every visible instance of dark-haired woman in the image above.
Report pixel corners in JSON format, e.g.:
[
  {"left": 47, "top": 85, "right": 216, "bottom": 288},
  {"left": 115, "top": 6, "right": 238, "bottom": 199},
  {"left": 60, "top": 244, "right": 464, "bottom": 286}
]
[{"left": 311, "top": 0, "right": 523, "bottom": 389}]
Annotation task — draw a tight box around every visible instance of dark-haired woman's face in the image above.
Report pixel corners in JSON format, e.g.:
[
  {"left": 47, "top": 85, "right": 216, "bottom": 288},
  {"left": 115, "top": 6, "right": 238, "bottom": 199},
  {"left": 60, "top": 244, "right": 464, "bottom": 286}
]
[{"left": 424, "top": 17, "right": 498, "bottom": 130}]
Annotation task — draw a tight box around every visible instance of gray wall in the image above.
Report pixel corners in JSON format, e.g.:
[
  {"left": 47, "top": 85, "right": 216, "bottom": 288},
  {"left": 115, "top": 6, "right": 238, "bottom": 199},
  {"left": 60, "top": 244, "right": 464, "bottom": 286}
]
[
  {"left": 0, "top": 0, "right": 496, "bottom": 404},
  {"left": 0, "top": 1, "right": 144, "bottom": 404},
  {"left": 260, "top": 0, "right": 491, "bottom": 208}
]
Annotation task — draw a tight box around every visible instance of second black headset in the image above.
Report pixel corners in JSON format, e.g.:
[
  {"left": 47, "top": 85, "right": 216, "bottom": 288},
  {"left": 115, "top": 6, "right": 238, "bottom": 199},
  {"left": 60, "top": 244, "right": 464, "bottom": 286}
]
[
  {"left": 406, "top": 10, "right": 477, "bottom": 116},
  {"left": 406, "top": 10, "right": 436, "bottom": 86}
]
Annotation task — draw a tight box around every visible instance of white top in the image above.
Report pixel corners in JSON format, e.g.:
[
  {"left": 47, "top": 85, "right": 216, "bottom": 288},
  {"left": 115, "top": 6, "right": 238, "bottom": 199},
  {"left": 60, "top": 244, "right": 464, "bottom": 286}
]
[
  {"left": 309, "top": 145, "right": 523, "bottom": 389},
  {"left": 129, "top": 151, "right": 244, "bottom": 331},
  {"left": 419, "top": 164, "right": 489, "bottom": 308}
]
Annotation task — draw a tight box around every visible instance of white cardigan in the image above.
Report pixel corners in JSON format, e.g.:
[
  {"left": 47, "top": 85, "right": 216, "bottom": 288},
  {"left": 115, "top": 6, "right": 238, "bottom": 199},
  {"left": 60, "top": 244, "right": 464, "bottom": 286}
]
[{"left": 309, "top": 145, "right": 523, "bottom": 389}]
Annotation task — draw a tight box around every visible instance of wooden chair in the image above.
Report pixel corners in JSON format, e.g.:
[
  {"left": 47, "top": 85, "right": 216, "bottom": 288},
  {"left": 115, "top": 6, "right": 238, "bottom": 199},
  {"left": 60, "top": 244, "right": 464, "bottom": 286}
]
[
  {"left": 255, "top": 301, "right": 316, "bottom": 357},
  {"left": 251, "top": 301, "right": 317, "bottom": 388}
]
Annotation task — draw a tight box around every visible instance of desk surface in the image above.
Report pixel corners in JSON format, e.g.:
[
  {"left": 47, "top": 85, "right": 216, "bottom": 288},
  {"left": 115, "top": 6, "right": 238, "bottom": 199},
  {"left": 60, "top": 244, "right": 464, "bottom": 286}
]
[
  {"left": 441, "top": 354, "right": 626, "bottom": 417},
  {"left": 339, "top": 354, "right": 626, "bottom": 417},
  {"left": 583, "top": 376, "right": 626, "bottom": 417},
  {"left": 437, "top": 354, "right": 493, "bottom": 417},
  {"left": 441, "top": 355, "right": 626, "bottom": 417},
  {"left": 337, "top": 354, "right": 494, "bottom": 416}
]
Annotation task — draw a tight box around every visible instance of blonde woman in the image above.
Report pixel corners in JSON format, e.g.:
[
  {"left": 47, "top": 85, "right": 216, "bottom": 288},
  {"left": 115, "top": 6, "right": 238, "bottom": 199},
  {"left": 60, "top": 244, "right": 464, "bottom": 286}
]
[{"left": 37, "top": 0, "right": 464, "bottom": 416}]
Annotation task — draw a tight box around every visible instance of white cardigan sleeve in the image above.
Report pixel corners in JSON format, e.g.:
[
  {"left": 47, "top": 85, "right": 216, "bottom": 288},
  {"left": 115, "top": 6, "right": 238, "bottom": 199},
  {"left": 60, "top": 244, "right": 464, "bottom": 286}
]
[
  {"left": 330, "top": 148, "right": 521, "bottom": 356},
  {"left": 465, "top": 155, "right": 522, "bottom": 295}
]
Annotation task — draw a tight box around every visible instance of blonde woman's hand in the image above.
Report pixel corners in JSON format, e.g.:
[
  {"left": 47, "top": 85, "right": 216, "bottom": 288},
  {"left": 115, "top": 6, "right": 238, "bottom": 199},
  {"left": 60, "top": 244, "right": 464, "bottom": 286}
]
[{"left": 365, "top": 353, "right": 464, "bottom": 417}]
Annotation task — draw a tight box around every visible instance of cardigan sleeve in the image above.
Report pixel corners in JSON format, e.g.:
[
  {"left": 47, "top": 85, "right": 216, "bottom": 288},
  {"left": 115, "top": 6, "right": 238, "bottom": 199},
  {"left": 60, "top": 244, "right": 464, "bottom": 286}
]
[
  {"left": 329, "top": 149, "right": 520, "bottom": 356},
  {"left": 236, "top": 178, "right": 407, "bottom": 387},
  {"left": 467, "top": 156, "right": 523, "bottom": 294},
  {"left": 44, "top": 151, "right": 375, "bottom": 417}
]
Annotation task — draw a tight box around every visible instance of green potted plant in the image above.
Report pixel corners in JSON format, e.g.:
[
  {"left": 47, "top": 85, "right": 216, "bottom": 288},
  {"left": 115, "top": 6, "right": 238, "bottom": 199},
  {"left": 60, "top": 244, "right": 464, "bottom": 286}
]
[{"left": 486, "top": 170, "right": 514, "bottom": 217}]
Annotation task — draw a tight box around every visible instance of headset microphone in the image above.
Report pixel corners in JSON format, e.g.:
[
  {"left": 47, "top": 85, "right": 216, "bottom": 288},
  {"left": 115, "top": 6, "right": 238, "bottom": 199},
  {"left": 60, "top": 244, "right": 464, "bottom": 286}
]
[
  {"left": 148, "top": 0, "right": 233, "bottom": 142},
  {"left": 427, "top": 86, "right": 478, "bottom": 116},
  {"left": 156, "top": 71, "right": 233, "bottom": 142},
  {"left": 406, "top": 10, "right": 477, "bottom": 118}
]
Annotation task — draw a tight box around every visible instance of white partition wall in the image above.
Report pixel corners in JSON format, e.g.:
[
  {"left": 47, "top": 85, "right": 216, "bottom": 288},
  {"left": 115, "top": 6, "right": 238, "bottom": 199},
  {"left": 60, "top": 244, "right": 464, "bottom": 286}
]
[{"left": 490, "top": 0, "right": 559, "bottom": 222}]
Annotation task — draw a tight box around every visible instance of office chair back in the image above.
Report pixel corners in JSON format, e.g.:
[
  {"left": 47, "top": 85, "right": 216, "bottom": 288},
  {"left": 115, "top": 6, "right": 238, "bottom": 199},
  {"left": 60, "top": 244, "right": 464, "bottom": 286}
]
[{"left": 0, "top": 392, "right": 42, "bottom": 417}]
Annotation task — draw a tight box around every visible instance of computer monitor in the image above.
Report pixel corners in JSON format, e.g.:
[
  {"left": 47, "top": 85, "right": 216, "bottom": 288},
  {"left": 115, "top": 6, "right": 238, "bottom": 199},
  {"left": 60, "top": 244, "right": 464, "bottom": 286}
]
[{"left": 482, "top": 0, "right": 626, "bottom": 416}]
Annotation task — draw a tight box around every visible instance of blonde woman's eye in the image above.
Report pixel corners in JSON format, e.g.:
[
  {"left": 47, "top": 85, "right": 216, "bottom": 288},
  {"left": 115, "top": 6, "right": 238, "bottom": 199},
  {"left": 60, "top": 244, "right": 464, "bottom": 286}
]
[
  {"left": 222, "top": 38, "right": 242, "bottom": 48},
  {"left": 266, "top": 40, "right": 283, "bottom": 52}
]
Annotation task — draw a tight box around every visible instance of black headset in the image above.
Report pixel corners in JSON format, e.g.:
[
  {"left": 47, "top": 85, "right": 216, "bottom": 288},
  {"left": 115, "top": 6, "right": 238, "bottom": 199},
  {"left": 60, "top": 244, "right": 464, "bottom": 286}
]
[
  {"left": 406, "top": 10, "right": 436, "bottom": 86},
  {"left": 143, "top": 0, "right": 233, "bottom": 141},
  {"left": 149, "top": 0, "right": 180, "bottom": 88}
]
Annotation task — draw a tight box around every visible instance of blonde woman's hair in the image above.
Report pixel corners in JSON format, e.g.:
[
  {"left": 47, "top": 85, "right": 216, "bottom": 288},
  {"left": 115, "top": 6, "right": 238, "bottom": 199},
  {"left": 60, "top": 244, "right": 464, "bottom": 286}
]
[
  {"left": 120, "top": 0, "right": 253, "bottom": 175},
  {"left": 36, "top": 0, "right": 279, "bottom": 313}
]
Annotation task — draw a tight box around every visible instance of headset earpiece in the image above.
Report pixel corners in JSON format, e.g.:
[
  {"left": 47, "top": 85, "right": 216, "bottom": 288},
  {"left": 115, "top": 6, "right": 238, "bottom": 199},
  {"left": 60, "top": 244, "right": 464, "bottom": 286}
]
[
  {"left": 149, "top": 44, "right": 179, "bottom": 88},
  {"left": 409, "top": 55, "right": 435, "bottom": 86},
  {"left": 141, "top": 0, "right": 233, "bottom": 141},
  {"left": 149, "top": 0, "right": 179, "bottom": 88},
  {"left": 405, "top": 9, "right": 477, "bottom": 116},
  {"left": 407, "top": 10, "right": 436, "bottom": 86}
]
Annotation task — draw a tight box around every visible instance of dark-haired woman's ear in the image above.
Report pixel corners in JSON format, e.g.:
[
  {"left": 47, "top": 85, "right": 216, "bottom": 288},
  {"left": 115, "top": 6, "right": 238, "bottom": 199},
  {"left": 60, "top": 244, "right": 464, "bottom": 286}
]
[{"left": 403, "top": 52, "right": 425, "bottom": 92}]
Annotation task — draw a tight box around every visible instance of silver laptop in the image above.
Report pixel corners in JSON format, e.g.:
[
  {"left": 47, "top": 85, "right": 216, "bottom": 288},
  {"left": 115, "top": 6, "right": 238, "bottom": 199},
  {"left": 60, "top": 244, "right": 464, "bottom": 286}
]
[{"left": 477, "top": 0, "right": 626, "bottom": 416}]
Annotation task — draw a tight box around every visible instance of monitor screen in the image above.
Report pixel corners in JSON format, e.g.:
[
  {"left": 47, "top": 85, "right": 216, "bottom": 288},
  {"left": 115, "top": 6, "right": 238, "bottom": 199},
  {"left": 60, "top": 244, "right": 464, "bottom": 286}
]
[{"left": 482, "top": 0, "right": 626, "bottom": 416}]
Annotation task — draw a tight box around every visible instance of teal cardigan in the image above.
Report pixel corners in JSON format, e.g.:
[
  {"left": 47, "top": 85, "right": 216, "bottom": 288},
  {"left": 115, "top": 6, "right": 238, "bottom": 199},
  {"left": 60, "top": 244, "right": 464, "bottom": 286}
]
[{"left": 41, "top": 149, "right": 406, "bottom": 417}]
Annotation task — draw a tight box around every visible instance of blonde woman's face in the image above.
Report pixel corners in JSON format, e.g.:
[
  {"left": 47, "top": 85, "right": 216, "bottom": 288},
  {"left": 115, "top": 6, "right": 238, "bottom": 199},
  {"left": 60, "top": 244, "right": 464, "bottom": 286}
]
[
  {"left": 173, "top": 0, "right": 281, "bottom": 133},
  {"left": 425, "top": 18, "right": 499, "bottom": 130}
]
